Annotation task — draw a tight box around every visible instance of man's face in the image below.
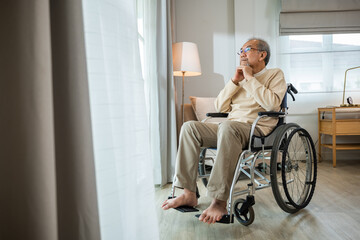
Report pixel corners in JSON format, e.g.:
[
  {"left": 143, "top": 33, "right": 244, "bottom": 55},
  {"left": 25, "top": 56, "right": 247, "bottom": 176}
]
[{"left": 239, "top": 40, "right": 264, "bottom": 67}]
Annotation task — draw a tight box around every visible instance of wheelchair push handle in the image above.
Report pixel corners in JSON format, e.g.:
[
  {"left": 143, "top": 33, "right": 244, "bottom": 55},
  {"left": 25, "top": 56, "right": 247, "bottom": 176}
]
[
  {"left": 288, "top": 83, "right": 298, "bottom": 94},
  {"left": 287, "top": 83, "right": 298, "bottom": 101}
]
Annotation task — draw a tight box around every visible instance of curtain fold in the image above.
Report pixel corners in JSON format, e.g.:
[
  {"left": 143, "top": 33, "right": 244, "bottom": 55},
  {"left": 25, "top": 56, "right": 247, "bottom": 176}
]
[
  {"left": 50, "top": 0, "right": 101, "bottom": 239},
  {"left": 165, "top": 0, "right": 178, "bottom": 183},
  {"left": 0, "top": 0, "right": 100, "bottom": 240},
  {"left": 279, "top": 0, "right": 360, "bottom": 35},
  {"left": 82, "top": 0, "right": 160, "bottom": 239},
  {"left": 143, "top": 0, "right": 177, "bottom": 186}
]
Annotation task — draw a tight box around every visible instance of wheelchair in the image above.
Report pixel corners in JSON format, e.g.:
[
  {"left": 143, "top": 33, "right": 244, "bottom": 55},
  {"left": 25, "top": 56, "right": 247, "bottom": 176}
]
[{"left": 170, "top": 83, "right": 317, "bottom": 225}]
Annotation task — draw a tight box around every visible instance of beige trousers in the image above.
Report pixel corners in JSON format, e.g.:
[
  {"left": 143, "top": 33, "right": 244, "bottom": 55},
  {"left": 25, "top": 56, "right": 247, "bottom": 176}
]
[{"left": 174, "top": 120, "right": 262, "bottom": 201}]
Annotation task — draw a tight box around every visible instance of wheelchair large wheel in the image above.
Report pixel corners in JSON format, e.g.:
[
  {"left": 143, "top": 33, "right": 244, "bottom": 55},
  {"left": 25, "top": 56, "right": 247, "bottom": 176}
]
[
  {"left": 281, "top": 127, "right": 317, "bottom": 209},
  {"left": 270, "top": 123, "right": 300, "bottom": 213}
]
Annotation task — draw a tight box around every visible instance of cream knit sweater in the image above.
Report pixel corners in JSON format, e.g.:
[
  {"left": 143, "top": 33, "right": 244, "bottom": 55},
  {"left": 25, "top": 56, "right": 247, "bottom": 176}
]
[{"left": 215, "top": 68, "right": 287, "bottom": 135}]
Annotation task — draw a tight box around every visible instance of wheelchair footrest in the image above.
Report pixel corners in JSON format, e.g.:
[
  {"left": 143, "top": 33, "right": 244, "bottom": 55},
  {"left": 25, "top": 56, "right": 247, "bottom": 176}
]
[
  {"left": 168, "top": 196, "right": 199, "bottom": 212},
  {"left": 195, "top": 214, "right": 234, "bottom": 224},
  {"left": 175, "top": 205, "right": 199, "bottom": 212}
]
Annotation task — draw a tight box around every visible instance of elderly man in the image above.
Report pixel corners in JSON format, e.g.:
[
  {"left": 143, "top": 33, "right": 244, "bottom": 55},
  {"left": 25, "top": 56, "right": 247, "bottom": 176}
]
[{"left": 162, "top": 38, "right": 287, "bottom": 224}]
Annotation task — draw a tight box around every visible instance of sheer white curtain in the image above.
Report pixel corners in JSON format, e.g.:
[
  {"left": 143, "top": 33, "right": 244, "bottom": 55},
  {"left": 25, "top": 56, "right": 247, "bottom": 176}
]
[
  {"left": 278, "top": 34, "right": 360, "bottom": 93},
  {"left": 140, "top": 0, "right": 177, "bottom": 185},
  {"left": 82, "top": 0, "right": 159, "bottom": 239}
]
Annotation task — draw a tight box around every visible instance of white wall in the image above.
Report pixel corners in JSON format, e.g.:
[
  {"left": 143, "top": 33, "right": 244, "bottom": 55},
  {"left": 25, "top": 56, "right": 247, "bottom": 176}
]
[
  {"left": 234, "top": 0, "right": 279, "bottom": 68},
  {"left": 174, "top": 0, "right": 360, "bottom": 161},
  {"left": 174, "top": 0, "right": 235, "bottom": 99}
]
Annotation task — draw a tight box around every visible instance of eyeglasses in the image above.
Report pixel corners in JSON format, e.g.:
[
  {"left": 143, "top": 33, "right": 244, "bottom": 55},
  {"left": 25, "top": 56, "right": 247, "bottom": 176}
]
[{"left": 237, "top": 47, "right": 262, "bottom": 55}]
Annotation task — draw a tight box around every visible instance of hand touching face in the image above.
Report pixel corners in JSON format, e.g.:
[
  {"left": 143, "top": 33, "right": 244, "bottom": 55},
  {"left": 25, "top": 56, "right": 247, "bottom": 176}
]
[
  {"left": 233, "top": 66, "right": 245, "bottom": 84},
  {"left": 232, "top": 57, "right": 253, "bottom": 84},
  {"left": 239, "top": 56, "right": 253, "bottom": 80}
]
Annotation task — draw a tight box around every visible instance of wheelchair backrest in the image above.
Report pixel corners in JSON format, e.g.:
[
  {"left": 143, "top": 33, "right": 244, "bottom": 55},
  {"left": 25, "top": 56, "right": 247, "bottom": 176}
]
[
  {"left": 251, "top": 83, "right": 297, "bottom": 150},
  {"left": 278, "top": 83, "right": 297, "bottom": 125}
]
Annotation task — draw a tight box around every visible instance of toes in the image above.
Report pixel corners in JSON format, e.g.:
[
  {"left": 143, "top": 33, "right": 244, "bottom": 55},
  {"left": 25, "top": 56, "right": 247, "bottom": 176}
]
[
  {"left": 161, "top": 200, "right": 169, "bottom": 208},
  {"left": 161, "top": 200, "right": 172, "bottom": 210},
  {"left": 203, "top": 215, "right": 210, "bottom": 223},
  {"left": 199, "top": 207, "right": 228, "bottom": 224},
  {"left": 199, "top": 211, "right": 207, "bottom": 221}
]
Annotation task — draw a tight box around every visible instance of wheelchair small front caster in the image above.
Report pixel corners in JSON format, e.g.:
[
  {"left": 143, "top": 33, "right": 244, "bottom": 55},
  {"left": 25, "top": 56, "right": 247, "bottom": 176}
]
[{"left": 234, "top": 196, "right": 255, "bottom": 226}]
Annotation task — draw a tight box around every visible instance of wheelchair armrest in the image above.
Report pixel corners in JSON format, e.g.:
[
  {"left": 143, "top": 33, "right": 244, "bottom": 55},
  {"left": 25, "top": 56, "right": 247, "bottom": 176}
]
[
  {"left": 258, "top": 111, "right": 285, "bottom": 117},
  {"left": 206, "top": 112, "right": 229, "bottom": 118}
]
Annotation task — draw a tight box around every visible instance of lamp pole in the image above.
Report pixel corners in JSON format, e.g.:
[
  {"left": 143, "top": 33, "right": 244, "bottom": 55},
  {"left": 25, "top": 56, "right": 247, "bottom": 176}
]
[
  {"left": 341, "top": 66, "right": 360, "bottom": 107},
  {"left": 181, "top": 71, "right": 185, "bottom": 125},
  {"left": 172, "top": 42, "right": 201, "bottom": 127}
]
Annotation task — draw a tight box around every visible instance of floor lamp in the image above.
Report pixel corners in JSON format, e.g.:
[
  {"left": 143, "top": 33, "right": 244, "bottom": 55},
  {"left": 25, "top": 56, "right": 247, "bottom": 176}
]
[{"left": 172, "top": 42, "right": 201, "bottom": 125}]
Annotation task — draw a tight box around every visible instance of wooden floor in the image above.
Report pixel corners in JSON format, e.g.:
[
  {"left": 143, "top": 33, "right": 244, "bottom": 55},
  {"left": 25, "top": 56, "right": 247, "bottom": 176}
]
[{"left": 155, "top": 160, "right": 360, "bottom": 240}]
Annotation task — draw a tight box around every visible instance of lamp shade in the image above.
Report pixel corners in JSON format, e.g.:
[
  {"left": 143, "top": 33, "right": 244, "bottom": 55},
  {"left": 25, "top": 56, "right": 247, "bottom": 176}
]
[{"left": 172, "top": 42, "right": 202, "bottom": 77}]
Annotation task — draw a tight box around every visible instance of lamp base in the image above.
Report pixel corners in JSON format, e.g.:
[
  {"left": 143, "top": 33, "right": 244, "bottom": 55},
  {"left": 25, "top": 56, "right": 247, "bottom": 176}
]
[{"left": 339, "top": 103, "right": 359, "bottom": 107}]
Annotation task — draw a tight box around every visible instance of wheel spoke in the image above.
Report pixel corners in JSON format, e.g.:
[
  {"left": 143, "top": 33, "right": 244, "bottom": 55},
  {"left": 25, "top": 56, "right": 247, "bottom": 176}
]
[{"left": 278, "top": 128, "right": 316, "bottom": 209}]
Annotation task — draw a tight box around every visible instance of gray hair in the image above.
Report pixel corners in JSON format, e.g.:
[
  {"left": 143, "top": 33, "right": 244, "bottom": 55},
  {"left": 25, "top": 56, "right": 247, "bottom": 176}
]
[{"left": 248, "top": 38, "right": 270, "bottom": 66}]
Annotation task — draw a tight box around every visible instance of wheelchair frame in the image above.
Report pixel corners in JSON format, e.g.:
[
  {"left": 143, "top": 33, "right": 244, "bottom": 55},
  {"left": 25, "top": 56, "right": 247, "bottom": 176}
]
[{"left": 170, "top": 84, "right": 317, "bottom": 225}]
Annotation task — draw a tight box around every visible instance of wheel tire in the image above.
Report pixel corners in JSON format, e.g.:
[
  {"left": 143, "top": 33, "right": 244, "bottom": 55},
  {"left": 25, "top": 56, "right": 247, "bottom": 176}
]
[
  {"left": 234, "top": 198, "right": 255, "bottom": 226},
  {"left": 198, "top": 148, "right": 209, "bottom": 187},
  {"left": 281, "top": 127, "right": 317, "bottom": 209},
  {"left": 270, "top": 123, "right": 300, "bottom": 213}
]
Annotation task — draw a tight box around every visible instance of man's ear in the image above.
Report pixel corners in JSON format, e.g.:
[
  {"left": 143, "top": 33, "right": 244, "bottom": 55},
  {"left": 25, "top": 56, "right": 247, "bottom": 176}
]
[{"left": 259, "top": 51, "right": 267, "bottom": 62}]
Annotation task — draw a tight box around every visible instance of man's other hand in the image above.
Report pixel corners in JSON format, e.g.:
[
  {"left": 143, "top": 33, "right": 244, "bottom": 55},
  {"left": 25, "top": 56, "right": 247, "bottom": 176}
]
[{"left": 242, "top": 65, "right": 253, "bottom": 80}]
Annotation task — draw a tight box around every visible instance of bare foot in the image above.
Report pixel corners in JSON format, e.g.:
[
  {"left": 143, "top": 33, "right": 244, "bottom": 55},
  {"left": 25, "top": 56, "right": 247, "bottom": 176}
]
[
  {"left": 199, "top": 199, "right": 227, "bottom": 224},
  {"left": 162, "top": 189, "right": 198, "bottom": 210}
]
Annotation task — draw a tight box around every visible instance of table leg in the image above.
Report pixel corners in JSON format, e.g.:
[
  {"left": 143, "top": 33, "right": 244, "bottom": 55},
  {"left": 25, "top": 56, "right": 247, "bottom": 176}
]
[
  {"left": 332, "top": 109, "right": 336, "bottom": 168},
  {"left": 318, "top": 133, "right": 322, "bottom": 162},
  {"left": 318, "top": 110, "right": 322, "bottom": 162},
  {"left": 332, "top": 134, "right": 336, "bottom": 168}
]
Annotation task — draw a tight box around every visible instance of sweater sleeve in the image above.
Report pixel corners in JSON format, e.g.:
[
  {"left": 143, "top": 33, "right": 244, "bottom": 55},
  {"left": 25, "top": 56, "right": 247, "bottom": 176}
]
[
  {"left": 214, "top": 79, "right": 242, "bottom": 112},
  {"left": 242, "top": 69, "right": 287, "bottom": 111}
]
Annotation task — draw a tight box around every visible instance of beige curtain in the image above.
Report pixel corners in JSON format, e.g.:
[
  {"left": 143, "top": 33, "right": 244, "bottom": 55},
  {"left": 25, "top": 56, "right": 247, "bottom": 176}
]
[
  {"left": 279, "top": 0, "right": 360, "bottom": 35},
  {"left": 0, "top": 1, "right": 100, "bottom": 240},
  {"left": 143, "top": 0, "right": 178, "bottom": 185}
]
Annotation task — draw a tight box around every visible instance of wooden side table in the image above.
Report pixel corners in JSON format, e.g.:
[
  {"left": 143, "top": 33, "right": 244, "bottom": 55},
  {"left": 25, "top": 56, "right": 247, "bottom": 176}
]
[{"left": 318, "top": 107, "right": 360, "bottom": 167}]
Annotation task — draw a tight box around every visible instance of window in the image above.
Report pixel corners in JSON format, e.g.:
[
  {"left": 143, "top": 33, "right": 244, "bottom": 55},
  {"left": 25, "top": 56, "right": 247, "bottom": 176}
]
[{"left": 278, "top": 34, "right": 360, "bottom": 93}]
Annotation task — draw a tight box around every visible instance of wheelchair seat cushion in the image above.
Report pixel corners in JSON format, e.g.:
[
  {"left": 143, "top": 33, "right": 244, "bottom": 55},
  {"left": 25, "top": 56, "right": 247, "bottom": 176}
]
[{"left": 251, "top": 124, "right": 285, "bottom": 150}]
